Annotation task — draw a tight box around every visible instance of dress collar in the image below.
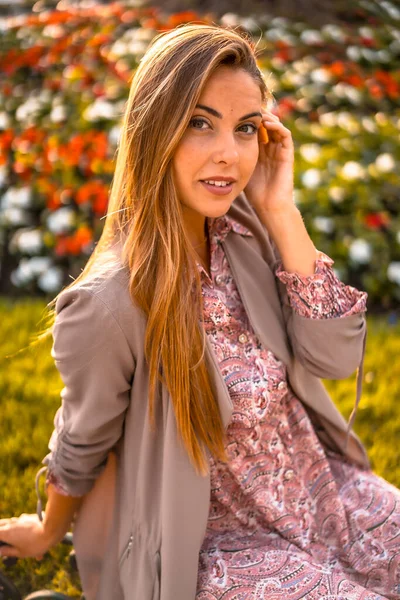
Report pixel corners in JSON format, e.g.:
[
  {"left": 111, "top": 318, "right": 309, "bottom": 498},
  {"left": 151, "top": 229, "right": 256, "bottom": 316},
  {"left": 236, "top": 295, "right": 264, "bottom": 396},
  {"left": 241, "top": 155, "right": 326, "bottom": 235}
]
[{"left": 195, "top": 214, "right": 253, "bottom": 281}]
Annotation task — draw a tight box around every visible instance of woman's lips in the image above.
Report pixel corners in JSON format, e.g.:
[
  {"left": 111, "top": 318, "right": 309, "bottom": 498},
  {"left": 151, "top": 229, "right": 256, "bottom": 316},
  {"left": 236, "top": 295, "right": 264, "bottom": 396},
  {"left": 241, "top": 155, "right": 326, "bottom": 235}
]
[{"left": 200, "top": 181, "right": 234, "bottom": 196}]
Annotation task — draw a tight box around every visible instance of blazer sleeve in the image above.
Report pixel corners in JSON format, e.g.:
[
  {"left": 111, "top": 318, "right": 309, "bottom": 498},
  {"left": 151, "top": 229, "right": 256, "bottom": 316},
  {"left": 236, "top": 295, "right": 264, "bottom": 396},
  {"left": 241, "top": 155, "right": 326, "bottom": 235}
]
[
  {"left": 42, "top": 285, "right": 135, "bottom": 497},
  {"left": 270, "top": 240, "right": 368, "bottom": 380}
]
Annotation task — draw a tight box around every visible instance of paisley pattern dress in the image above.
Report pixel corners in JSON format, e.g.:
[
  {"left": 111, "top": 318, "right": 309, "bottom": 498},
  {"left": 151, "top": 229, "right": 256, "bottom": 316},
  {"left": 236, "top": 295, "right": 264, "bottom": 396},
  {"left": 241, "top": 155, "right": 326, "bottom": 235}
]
[{"left": 195, "top": 214, "right": 400, "bottom": 600}]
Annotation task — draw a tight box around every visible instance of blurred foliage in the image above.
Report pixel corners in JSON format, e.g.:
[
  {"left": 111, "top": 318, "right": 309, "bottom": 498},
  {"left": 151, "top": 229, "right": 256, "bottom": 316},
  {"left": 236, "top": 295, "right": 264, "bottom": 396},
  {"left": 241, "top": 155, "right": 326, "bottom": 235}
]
[{"left": 0, "top": 298, "right": 399, "bottom": 595}]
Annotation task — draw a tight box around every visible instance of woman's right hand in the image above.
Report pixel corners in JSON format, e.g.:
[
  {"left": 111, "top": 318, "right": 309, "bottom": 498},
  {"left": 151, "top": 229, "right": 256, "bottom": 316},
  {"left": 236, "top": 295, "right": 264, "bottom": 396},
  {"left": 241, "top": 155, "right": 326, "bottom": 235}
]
[{"left": 0, "top": 513, "right": 58, "bottom": 560}]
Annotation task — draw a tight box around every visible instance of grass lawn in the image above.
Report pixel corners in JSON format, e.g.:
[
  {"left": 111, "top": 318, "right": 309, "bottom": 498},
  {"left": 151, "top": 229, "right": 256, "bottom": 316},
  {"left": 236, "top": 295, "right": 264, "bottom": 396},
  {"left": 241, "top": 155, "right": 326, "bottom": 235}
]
[{"left": 0, "top": 297, "right": 399, "bottom": 597}]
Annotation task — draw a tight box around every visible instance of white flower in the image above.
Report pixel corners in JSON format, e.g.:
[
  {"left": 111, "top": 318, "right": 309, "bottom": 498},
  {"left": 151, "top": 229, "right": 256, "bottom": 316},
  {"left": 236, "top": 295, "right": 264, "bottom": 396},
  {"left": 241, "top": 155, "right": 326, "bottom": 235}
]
[
  {"left": 10, "top": 256, "right": 52, "bottom": 286},
  {"left": 270, "top": 57, "right": 286, "bottom": 71},
  {"left": 239, "top": 17, "right": 259, "bottom": 32},
  {"left": 319, "top": 112, "right": 337, "bottom": 127},
  {"left": 349, "top": 239, "right": 372, "bottom": 264},
  {"left": 108, "top": 125, "right": 121, "bottom": 146},
  {"left": 83, "top": 99, "right": 116, "bottom": 122},
  {"left": 0, "top": 111, "right": 10, "bottom": 129},
  {"left": 290, "top": 56, "right": 318, "bottom": 77},
  {"left": 300, "top": 30, "right": 323, "bottom": 45},
  {"left": 301, "top": 168, "right": 322, "bottom": 188},
  {"left": 299, "top": 143, "right": 321, "bottom": 163},
  {"left": 375, "top": 153, "right": 395, "bottom": 173},
  {"left": 264, "top": 27, "right": 285, "bottom": 42},
  {"left": 282, "top": 71, "right": 306, "bottom": 87},
  {"left": 0, "top": 164, "right": 7, "bottom": 187},
  {"left": 220, "top": 13, "right": 241, "bottom": 27},
  {"left": 345, "top": 87, "right": 362, "bottom": 105},
  {"left": 296, "top": 98, "right": 313, "bottom": 112},
  {"left": 381, "top": 1, "right": 400, "bottom": 19},
  {"left": 10, "top": 228, "right": 42, "bottom": 254},
  {"left": 133, "top": 27, "right": 155, "bottom": 42},
  {"left": 300, "top": 83, "right": 326, "bottom": 98},
  {"left": 340, "top": 161, "right": 366, "bottom": 180},
  {"left": 42, "top": 24, "right": 65, "bottom": 38},
  {"left": 376, "top": 50, "right": 391, "bottom": 63},
  {"left": 390, "top": 39, "right": 400, "bottom": 54},
  {"left": 46, "top": 207, "right": 75, "bottom": 234},
  {"left": 346, "top": 46, "right": 362, "bottom": 61},
  {"left": 50, "top": 105, "right": 67, "bottom": 123},
  {"left": 361, "top": 48, "right": 378, "bottom": 62},
  {"left": 0, "top": 207, "right": 29, "bottom": 227},
  {"left": 329, "top": 186, "right": 345, "bottom": 203},
  {"left": 15, "top": 97, "right": 42, "bottom": 123},
  {"left": 0, "top": 186, "right": 32, "bottom": 209},
  {"left": 359, "top": 27, "right": 375, "bottom": 39},
  {"left": 313, "top": 216, "right": 334, "bottom": 233},
  {"left": 310, "top": 68, "right": 332, "bottom": 84},
  {"left": 387, "top": 262, "right": 400, "bottom": 285},
  {"left": 110, "top": 34, "right": 148, "bottom": 58},
  {"left": 38, "top": 266, "right": 64, "bottom": 293},
  {"left": 361, "top": 117, "right": 377, "bottom": 133},
  {"left": 336, "top": 110, "right": 360, "bottom": 134},
  {"left": 333, "top": 85, "right": 362, "bottom": 107},
  {"left": 271, "top": 17, "right": 290, "bottom": 28},
  {"left": 321, "top": 24, "right": 346, "bottom": 43}
]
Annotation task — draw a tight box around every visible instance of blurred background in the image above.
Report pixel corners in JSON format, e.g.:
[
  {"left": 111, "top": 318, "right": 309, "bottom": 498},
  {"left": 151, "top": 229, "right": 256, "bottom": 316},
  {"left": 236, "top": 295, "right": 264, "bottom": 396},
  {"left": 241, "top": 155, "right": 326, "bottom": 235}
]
[
  {"left": 0, "top": 0, "right": 399, "bottom": 309},
  {"left": 0, "top": 1, "right": 399, "bottom": 597}
]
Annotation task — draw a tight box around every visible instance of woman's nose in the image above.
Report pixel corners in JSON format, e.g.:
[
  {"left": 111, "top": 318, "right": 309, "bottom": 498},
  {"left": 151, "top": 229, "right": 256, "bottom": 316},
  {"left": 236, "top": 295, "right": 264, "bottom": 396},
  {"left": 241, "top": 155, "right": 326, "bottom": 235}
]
[{"left": 211, "top": 134, "right": 240, "bottom": 164}]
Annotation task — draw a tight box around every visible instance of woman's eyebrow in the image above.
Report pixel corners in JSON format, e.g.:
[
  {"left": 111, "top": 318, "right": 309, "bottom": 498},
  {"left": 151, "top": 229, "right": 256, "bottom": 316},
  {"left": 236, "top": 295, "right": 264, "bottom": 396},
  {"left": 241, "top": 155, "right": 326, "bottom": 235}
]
[{"left": 195, "top": 104, "right": 262, "bottom": 121}]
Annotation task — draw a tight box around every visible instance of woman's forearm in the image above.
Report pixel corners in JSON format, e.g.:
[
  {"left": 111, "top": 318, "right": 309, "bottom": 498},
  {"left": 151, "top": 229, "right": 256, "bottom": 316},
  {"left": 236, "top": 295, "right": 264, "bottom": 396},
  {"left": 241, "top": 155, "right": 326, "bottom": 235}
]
[
  {"left": 258, "top": 205, "right": 318, "bottom": 277},
  {"left": 42, "top": 483, "right": 84, "bottom": 544}
]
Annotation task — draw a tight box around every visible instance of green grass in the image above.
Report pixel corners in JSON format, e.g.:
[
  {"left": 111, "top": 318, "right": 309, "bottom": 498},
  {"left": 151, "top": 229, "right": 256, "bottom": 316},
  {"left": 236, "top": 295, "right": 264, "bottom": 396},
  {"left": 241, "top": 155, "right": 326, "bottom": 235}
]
[{"left": 0, "top": 297, "right": 399, "bottom": 596}]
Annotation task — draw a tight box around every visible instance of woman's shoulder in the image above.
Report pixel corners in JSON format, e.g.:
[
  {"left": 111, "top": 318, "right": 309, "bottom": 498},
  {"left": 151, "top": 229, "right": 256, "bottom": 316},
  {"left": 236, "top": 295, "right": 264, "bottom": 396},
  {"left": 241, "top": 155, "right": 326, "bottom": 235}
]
[{"left": 54, "top": 243, "right": 142, "bottom": 327}]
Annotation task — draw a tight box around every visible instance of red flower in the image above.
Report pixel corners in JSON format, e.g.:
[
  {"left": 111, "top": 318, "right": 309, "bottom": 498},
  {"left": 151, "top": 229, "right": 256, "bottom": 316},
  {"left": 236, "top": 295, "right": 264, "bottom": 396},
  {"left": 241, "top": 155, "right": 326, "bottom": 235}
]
[
  {"left": 75, "top": 179, "right": 109, "bottom": 215},
  {"left": 329, "top": 61, "right": 346, "bottom": 77},
  {"left": 55, "top": 225, "right": 94, "bottom": 257},
  {"left": 167, "top": 11, "right": 202, "bottom": 27},
  {"left": 364, "top": 212, "right": 390, "bottom": 230}
]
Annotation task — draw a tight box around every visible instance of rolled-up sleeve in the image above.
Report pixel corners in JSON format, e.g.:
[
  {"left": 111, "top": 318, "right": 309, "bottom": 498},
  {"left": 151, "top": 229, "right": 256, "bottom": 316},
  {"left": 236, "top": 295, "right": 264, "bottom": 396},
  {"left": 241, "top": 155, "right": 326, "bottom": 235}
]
[
  {"left": 43, "top": 285, "right": 135, "bottom": 497},
  {"left": 271, "top": 245, "right": 368, "bottom": 380}
]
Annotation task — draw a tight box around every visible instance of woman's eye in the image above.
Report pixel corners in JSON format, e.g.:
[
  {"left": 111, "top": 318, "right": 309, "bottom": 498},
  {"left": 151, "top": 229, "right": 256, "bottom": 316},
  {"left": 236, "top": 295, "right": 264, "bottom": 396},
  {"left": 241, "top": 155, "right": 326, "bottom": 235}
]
[
  {"left": 188, "top": 119, "right": 257, "bottom": 134},
  {"left": 239, "top": 123, "right": 257, "bottom": 134},
  {"left": 189, "top": 117, "right": 209, "bottom": 130}
]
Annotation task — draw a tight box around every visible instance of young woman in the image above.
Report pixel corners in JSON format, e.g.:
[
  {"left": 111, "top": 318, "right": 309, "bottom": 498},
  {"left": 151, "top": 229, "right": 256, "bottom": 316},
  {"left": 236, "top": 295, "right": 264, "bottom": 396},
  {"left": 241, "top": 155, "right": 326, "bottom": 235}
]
[{"left": 0, "top": 23, "right": 399, "bottom": 600}]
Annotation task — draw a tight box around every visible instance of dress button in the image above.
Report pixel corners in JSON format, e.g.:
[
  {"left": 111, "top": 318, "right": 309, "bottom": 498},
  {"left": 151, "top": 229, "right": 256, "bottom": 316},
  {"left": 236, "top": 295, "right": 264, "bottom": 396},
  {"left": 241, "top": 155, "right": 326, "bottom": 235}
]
[
  {"left": 278, "top": 381, "right": 286, "bottom": 390},
  {"left": 238, "top": 333, "right": 248, "bottom": 344},
  {"left": 215, "top": 274, "right": 224, "bottom": 286},
  {"left": 284, "top": 469, "right": 294, "bottom": 480}
]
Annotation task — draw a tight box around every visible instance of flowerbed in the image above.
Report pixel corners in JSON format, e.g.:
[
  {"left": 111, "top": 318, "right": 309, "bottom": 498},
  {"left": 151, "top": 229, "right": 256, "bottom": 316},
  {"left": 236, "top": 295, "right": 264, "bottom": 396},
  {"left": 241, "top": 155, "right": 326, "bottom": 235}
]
[{"left": 0, "top": 1, "right": 399, "bottom": 308}]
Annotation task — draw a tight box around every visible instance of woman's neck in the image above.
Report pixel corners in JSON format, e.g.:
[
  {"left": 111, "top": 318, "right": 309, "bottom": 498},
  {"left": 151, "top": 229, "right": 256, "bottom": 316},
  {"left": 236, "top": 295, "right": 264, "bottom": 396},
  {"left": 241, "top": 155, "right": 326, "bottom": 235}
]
[{"left": 182, "top": 208, "right": 210, "bottom": 275}]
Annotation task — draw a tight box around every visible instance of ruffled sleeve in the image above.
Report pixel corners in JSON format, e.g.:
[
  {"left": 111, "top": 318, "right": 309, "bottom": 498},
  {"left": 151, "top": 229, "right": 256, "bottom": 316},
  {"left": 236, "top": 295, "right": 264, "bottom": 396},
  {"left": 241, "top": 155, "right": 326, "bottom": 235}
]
[{"left": 274, "top": 251, "right": 368, "bottom": 320}]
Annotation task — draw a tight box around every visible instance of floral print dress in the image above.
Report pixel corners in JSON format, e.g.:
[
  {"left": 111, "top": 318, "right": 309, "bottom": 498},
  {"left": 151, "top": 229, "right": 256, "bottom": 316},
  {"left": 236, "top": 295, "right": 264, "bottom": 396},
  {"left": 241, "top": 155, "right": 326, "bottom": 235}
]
[{"left": 195, "top": 214, "right": 400, "bottom": 600}]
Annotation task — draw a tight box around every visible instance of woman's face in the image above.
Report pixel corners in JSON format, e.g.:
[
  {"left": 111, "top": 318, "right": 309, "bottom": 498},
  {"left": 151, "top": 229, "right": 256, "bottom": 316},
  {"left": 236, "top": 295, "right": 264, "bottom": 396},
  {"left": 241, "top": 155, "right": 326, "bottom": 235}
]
[{"left": 172, "top": 66, "right": 263, "bottom": 221}]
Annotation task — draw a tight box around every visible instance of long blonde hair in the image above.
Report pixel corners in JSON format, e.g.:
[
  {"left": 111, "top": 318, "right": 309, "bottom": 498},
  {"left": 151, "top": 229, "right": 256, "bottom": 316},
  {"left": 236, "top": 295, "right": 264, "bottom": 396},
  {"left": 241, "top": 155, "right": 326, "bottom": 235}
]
[{"left": 38, "top": 24, "right": 268, "bottom": 476}]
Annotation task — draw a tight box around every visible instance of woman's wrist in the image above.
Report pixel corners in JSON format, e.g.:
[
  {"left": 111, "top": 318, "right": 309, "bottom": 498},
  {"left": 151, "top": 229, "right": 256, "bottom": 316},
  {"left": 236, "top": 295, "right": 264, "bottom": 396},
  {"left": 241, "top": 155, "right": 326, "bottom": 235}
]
[{"left": 41, "top": 483, "right": 84, "bottom": 545}]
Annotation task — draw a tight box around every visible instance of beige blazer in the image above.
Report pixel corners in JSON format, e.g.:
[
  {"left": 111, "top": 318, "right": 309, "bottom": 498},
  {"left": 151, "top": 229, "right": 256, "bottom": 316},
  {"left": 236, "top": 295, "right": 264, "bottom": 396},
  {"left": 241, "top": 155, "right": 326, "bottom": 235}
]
[{"left": 37, "top": 192, "right": 369, "bottom": 600}]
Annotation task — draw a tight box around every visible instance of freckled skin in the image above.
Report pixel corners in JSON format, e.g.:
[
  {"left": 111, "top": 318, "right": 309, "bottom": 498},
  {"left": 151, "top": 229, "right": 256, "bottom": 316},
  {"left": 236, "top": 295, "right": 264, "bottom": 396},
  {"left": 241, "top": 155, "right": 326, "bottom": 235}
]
[{"left": 172, "top": 66, "right": 263, "bottom": 245}]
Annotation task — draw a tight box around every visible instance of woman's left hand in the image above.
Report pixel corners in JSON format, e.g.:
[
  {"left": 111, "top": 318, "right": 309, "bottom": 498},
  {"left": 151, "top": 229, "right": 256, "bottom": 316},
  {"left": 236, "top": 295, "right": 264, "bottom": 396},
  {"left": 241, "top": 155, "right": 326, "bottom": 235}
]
[{"left": 244, "top": 109, "right": 295, "bottom": 216}]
